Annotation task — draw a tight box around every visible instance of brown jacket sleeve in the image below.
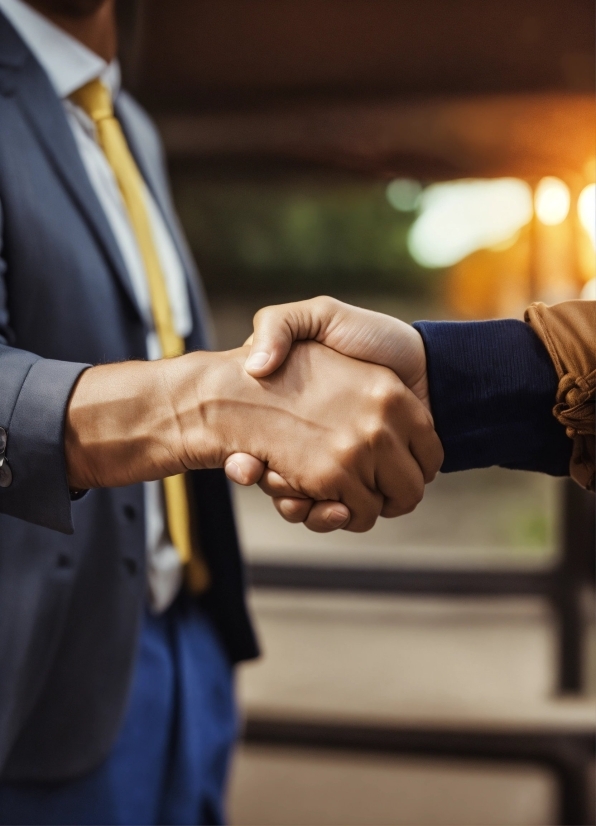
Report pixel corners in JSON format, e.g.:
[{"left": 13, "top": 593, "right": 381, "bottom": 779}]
[{"left": 525, "top": 300, "right": 595, "bottom": 491}]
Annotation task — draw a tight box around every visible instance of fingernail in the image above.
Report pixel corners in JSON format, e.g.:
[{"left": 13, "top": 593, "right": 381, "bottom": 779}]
[
  {"left": 327, "top": 507, "right": 349, "bottom": 527},
  {"left": 225, "top": 461, "right": 244, "bottom": 485},
  {"left": 245, "top": 352, "right": 271, "bottom": 371}
]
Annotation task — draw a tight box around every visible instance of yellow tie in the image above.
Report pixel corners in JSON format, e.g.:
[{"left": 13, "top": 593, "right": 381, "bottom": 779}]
[{"left": 72, "top": 79, "right": 209, "bottom": 591}]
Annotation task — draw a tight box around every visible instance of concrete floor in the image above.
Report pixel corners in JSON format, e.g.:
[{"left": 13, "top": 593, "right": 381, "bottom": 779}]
[
  {"left": 225, "top": 472, "right": 596, "bottom": 826},
  {"left": 228, "top": 746, "right": 555, "bottom": 826},
  {"left": 228, "top": 591, "right": 565, "bottom": 826},
  {"left": 238, "top": 591, "right": 556, "bottom": 707}
]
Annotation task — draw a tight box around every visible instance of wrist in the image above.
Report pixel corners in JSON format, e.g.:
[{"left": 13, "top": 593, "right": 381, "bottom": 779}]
[
  {"left": 408, "top": 326, "right": 431, "bottom": 415},
  {"left": 65, "top": 359, "right": 187, "bottom": 489},
  {"left": 160, "top": 349, "right": 225, "bottom": 471},
  {"left": 386, "top": 319, "right": 430, "bottom": 415}
]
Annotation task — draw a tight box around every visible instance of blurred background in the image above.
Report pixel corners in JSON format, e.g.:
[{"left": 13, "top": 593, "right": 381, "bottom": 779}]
[{"left": 120, "top": 2, "right": 595, "bottom": 823}]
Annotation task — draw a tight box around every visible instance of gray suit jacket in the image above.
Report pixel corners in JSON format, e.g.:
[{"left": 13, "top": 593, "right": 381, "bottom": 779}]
[{"left": 0, "top": 11, "right": 257, "bottom": 782}]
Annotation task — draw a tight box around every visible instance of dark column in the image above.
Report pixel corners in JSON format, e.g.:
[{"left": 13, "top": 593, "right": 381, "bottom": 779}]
[{"left": 555, "top": 479, "right": 595, "bottom": 694}]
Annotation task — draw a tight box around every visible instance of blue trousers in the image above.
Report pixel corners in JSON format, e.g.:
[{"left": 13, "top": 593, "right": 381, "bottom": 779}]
[{"left": 0, "top": 596, "right": 238, "bottom": 825}]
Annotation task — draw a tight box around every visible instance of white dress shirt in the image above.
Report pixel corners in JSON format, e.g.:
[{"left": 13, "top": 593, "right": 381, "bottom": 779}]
[{"left": 0, "top": 0, "right": 190, "bottom": 612}]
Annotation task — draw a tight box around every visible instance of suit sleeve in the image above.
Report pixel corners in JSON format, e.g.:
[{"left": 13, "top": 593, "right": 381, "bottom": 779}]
[
  {"left": 412, "top": 318, "right": 572, "bottom": 476},
  {"left": 0, "top": 199, "right": 89, "bottom": 533}
]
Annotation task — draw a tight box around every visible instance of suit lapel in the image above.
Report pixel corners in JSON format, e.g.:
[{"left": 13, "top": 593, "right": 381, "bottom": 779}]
[{"left": 0, "top": 12, "right": 143, "bottom": 322}]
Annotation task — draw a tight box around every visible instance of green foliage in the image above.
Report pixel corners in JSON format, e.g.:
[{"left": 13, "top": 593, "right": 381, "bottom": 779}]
[
  {"left": 170, "top": 174, "right": 434, "bottom": 299},
  {"left": 507, "top": 508, "right": 551, "bottom": 551}
]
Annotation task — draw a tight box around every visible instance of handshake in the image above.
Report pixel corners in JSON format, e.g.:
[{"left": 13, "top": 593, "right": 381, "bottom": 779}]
[
  {"left": 65, "top": 296, "right": 443, "bottom": 532},
  {"left": 223, "top": 297, "right": 443, "bottom": 532}
]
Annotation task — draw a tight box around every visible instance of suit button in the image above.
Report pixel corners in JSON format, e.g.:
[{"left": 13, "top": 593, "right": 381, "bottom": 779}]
[
  {"left": 123, "top": 504, "right": 136, "bottom": 521},
  {"left": 57, "top": 554, "right": 73, "bottom": 569},
  {"left": 123, "top": 558, "right": 138, "bottom": 575}
]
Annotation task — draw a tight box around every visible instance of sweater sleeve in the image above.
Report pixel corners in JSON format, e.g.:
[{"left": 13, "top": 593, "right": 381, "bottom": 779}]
[
  {"left": 525, "top": 300, "right": 595, "bottom": 490},
  {"left": 412, "top": 318, "right": 572, "bottom": 476}
]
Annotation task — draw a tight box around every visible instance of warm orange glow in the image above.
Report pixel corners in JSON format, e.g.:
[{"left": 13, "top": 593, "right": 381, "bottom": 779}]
[
  {"left": 578, "top": 184, "right": 595, "bottom": 247},
  {"left": 446, "top": 230, "right": 531, "bottom": 319},
  {"left": 534, "top": 177, "right": 570, "bottom": 226}
]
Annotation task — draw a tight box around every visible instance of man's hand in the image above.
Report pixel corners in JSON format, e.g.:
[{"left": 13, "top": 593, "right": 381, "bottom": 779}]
[
  {"left": 245, "top": 296, "right": 429, "bottom": 408},
  {"left": 65, "top": 340, "right": 442, "bottom": 532},
  {"left": 224, "top": 296, "right": 439, "bottom": 531}
]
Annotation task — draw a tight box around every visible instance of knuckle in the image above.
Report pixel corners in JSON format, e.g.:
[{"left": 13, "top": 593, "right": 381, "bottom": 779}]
[
  {"left": 390, "top": 500, "right": 416, "bottom": 518},
  {"left": 336, "top": 442, "right": 362, "bottom": 471},
  {"left": 412, "top": 475, "right": 426, "bottom": 502},
  {"left": 427, "top": 454, "right": 444, "bottom": 482},
  {"left": 382, "top": 502, "right": 403, "bottom": 519},
  {"left": 360, "top": 417, "right": 390, "bottom": 452},
  {"left": 403, "top": 482, "right": 425, "bottom": 513},
  {"left": 317, "top": 295, "right": 340, "bottom": 314},
  {"left": 423, "top": 467, "right": 438, "bottom": 484},
  {"left": 277, "top": 498, "right": 309, "bottom": 522},
  {"left": 387, "top": 478, "right": 425, "bottom": 517},
  {"left": 345, "top": 492, "right": 383, "bottom": 532},
  {"left": 371, "top": 376, "right": 406, "bottom": 412},
  {"left": 327, "top": 433, "right": 361, "bottom": 469},
  {"left": 400, "top": 501, "right": 417, "bottom": 516},
  {"left": 413, "top": 407, "right": 434, "bottom": 433},
  {"left": 313, "top": 462, "right": 341, "bottom": 498},
  {"left": 422, "top": 437, "right": 445, "bottom": 483},
  {"left": 252, "top": 304, "right": 276, "bottom": 326},
  {"left": 266, "top": 470, "right": 294, "bottom": 494}
]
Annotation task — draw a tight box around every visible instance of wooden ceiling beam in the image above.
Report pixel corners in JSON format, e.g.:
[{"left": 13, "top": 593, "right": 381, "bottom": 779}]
[
  {"left": 131, "top": 0, "right": 594, "bottom": 110},
  {"left": 157, "top": 93, "right": 595, "bottom": 182}
]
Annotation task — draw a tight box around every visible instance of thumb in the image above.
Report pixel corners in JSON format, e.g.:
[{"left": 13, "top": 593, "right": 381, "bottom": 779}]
[
  {"left": 244, "top": 303, "right": 308, "bottom": 377},
  {"left": 244, "top": 298, "right": 336, "bottom": 377},
  {"left": 224, "top": 453, "right": 266, "bottom": 486}
]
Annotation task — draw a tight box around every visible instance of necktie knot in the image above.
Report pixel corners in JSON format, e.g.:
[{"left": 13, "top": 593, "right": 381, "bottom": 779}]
[{"left": 71, "top": 78, "right": 113, "bottom": 123}]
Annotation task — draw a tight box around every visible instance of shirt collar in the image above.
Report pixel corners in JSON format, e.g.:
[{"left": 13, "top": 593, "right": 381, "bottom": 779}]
[{"left": 0, "top": 0, "right": 120, "bottom": 99}]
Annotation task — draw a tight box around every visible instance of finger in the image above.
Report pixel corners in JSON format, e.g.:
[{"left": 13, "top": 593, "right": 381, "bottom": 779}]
[
  {"left": 224, "top": 453, "right": 266, "bottom": 486},
  {"left": 272, "top": 496, "right": 313, "bottom": 523},
  {"left": 244, "top": 298, "right": 335, "bottom": 378},
  {"left": 258, "top": 468, "right": 309, "bottom": 498},
  {"left": 409, "top": 414, "right": 444, "bottom": 484},
  {"left": 370, "top": 391, "right": 440, "bottom": 516},
  {"left": 377, "top": 451, "right": 426, "bottom": 518},
  {"left": 303, "top": 501, "right": 351, "bottom": 532},
  {"left": 360, "top": 408, "right": 427, "bottom": 518},
  {"left": 341, "top": 483, "right": 384, "bottom": 533},
  {"left": 270, "top": 470, "right": 381, "bottom": 532}
]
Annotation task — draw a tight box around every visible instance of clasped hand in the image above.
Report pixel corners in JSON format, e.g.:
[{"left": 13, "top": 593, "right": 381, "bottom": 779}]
[
  {"left": 223, "top": 297, "right": 443, "bottom": 532},
  {"left": 65, "top": 298, "right": 443, "bottom": 533}
]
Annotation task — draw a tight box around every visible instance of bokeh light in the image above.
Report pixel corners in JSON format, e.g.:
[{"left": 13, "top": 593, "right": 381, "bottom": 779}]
[
  {"left": 577, "top": 183, "right": 595, "bottom": 247},
  {"left": 534, "top": 177, "right": 570, "bottom": 225},
  {"left": 386, "top": 178, "right": 422, "bottom": 212},
  {"left": 407, "top": 178, "right": 533, "bottom": 268}
]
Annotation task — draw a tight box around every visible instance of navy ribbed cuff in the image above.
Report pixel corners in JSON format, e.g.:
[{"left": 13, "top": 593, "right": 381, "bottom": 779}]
[{"left": 412, "top": 319, "right": 572, "bottom": 476}]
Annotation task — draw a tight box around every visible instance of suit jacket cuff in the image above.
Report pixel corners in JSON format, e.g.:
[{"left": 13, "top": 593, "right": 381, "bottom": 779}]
[
  {"left": 0, "top": 347, "right": 89, "bottom": 533},
  {"left": 412, "top": 319, "right": 572, "bottom": 476}
]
